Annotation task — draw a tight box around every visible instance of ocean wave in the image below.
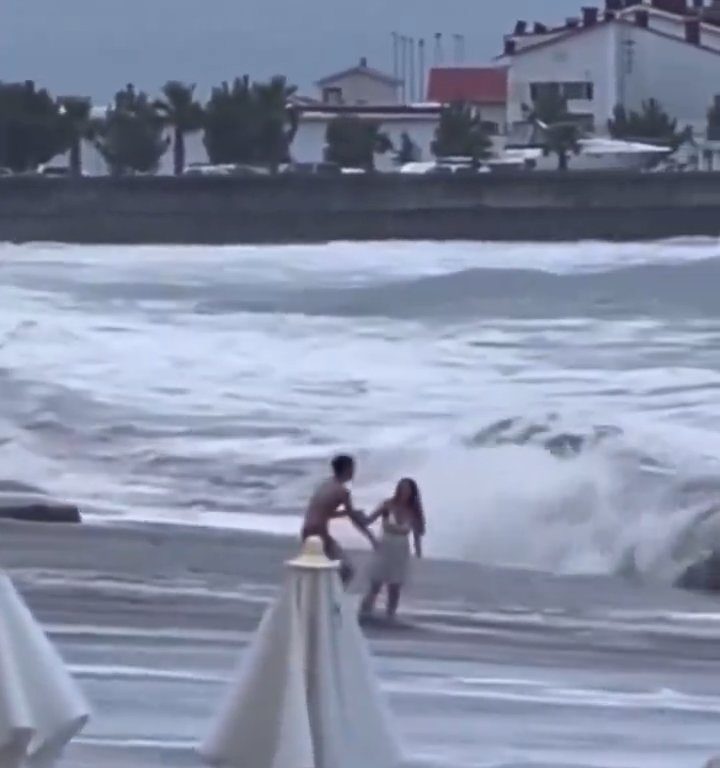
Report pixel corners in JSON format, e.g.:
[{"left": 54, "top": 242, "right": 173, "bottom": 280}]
[
  {"left": 4, "top": 241, "right": 720, "bottom": 586},
  {"left": 181, "top": 257, "right": 720, "bottom": 321},
  {"left": 387, "top": 415, "right": 720, "bottom": 583}
]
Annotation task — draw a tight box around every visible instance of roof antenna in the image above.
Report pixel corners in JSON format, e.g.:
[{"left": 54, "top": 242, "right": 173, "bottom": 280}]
[
  {"left": 408, "top": 37, "right": 416, "bottom": 102},
  {"left": 434, "top": 32, "right": 443, "bottom": 65}
]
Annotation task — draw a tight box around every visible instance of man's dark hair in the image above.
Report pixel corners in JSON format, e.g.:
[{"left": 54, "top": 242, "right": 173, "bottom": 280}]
[{"left": 331, "top": 454, "right": 355, "bottom": 478}]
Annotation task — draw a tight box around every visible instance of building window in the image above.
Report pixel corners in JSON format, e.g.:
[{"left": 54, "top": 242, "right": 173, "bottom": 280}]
[
  {"left": 563, "top": 81, "right": 594, "bottom": 100},
  {"left": 322, "top": 86, "right": 343, "bottom": 105},
  {"left": 530, "top": 81, "right": 594, "bottom": 102},
  {"left": 530, "top": 82, "right": 560, "bottom": 101}
]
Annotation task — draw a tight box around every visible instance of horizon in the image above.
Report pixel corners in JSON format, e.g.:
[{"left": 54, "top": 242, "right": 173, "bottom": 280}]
[{"left": 0, "top": 0, "right": 582, "bottom": 102}]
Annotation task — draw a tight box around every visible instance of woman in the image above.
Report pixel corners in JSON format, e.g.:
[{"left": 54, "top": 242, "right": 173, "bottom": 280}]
[{"left": 359, "top": 477, "right": 425, "bottom": 621}]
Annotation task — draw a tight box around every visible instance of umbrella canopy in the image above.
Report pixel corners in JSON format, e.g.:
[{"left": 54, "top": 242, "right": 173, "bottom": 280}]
[
  {"left": 0, "top": 574, "right": 90, "bottom": 768},
  {"left": 200, "top": 536, "right": 402, "bottom": 768}
]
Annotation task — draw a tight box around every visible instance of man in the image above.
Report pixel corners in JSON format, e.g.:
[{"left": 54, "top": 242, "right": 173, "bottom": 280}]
[{"left": 301, "top": 454, "right": 377, "bottom": 586}]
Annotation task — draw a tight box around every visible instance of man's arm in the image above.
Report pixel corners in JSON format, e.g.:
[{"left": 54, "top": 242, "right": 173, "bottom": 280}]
[
  {"left": 343, "top": 490, "right": 378, "bottom": 548},
  {"left": 365, "top": 500, "right": 388, "bottom": 526}
]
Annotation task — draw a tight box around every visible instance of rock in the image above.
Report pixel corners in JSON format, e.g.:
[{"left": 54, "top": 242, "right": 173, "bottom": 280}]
[
  {"left": 470, "top": 418, "right": 517, "bottom": 446},
  {"left": 544, "top": 433, "right": 585, "bottom": 457},
  {"left": 674, "top": 551, "right": 720, "bottom": 592},
  {"left": 0, "top": 493, "right": 81, "bottom": 524}
]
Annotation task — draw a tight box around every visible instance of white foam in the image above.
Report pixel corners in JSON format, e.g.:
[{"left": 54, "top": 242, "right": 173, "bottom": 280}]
[{"left": 5, "top": 240, "right": 720, "bottom": 580}]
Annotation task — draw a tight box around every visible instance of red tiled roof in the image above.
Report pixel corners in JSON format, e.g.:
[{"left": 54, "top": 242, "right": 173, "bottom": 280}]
[{"left": 427, "top": 67, "right": 508, "bottom": 105}]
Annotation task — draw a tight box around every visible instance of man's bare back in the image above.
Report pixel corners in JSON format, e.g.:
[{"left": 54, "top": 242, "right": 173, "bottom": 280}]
[
  {"left": 302, "top": 477, "right": 349, "bottom": 539},
  {"left": 300, "top": 455, "right": 377, "bottom": 586}
]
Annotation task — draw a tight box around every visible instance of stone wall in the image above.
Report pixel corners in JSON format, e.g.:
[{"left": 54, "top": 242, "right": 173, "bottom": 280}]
[{"left": 0, "top": 172, "right": 719, "bottom": 243}]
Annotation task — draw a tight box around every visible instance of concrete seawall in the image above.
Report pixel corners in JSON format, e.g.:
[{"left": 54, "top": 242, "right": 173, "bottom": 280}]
[{"left": 2, "top": 172, "right": 720, "bottom": 243}]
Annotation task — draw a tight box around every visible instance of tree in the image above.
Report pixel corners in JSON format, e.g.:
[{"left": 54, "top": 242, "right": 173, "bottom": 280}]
[
  {"left": 0, "top": 81, "right": 70, "bottom": 172},
  {"left": 58, "top": 96, "right": 92, "bottom": 177},
  {"left": 608, "top": 99, "right": 689, "bottom": 149},
  {"left": 154, "top": 81, "right": 204, "bottom": 176},
  {"left": 203, "top": 75, "right": 299, "bottom": 171},
  {"left": 324, "top": 116, "right": 393, "bottom": 170},
  {"left": 394, "top": 132, "right": 420, "bottom": 165},
  {"left": 431, "top": 102, "right": 492, "bottom": 165},
  {"left": 528, "top": 92, "right": 581, "bottom": 171},
  {"left": 252, "top": 76, "right": 299, "bottom": 171},
  {"left": 707, "top": 95, "right": 720, "bottom": 141},
  {"left": 93, "top": 84, "right": 169, "bottom": 176}
]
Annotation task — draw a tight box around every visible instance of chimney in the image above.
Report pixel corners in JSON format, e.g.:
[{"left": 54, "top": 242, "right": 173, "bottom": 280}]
[
  {"left": 566, "top": 16, "right": 581, "bottom": 27},
  {"left": 635, "top": 8, "right": 650, "bottom": 25},
  {"left": 686, "top": 17, "right": 701, "bottom": 41},
  {"left": 582, "top": 6, "right": 600, "bottom": 24},
  {"left": 359, "top": 57, "right": 368, "bottom": 67},
  {"left": 692, "top": 0, "right": 704, "bottom": 10},
  {"left": 606, "top": 0, "right": 622, "bottom": 9},
  {"left": 605, "top": 9, "right": 617, "bottom": 18},
  {"left": 514, "top": 19, "right": 528, "bottom": 34},
  {"left": 504, "top": 38, "right": 517, "bottom": 55},
  {"left": 533, "top": 22, "right": 548, "bottom": 33}
]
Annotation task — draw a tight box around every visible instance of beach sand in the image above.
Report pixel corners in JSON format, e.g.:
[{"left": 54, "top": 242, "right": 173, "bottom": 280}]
[{"left": 1, "top": 520, "right": 719, "bottom": 768}]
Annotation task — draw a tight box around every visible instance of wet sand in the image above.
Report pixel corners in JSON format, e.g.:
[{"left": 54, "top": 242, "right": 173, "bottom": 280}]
[{"left": 1, "top": 520, "right": 719, "bottom": 768}]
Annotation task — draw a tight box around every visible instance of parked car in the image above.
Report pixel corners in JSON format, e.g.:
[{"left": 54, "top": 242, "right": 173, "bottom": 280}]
[
  {"left": 280, "top": 162, "right": 342, "bottom": 176},
  {"left": 183, "top": 163, "right": 270, "bottom": 177},
  {"left": 38, "top": 165, "right": 73, "bottom": 177}
]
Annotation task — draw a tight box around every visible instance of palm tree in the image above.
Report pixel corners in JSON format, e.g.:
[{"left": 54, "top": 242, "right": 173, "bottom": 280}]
[
  {"left": 154, "top": 81, "right": 204, "bottom": 176},
  {"left": 93, "top": 84, "right": 169, "bottom": 176},
  {"left": 252, "top": 75, "right": 299, "bottom": 171},
  {"left": 708, "top": 95, "right": 720, "bottom": 141},
  {"left": 58, "top": 96, "right": 92, "bottom": 177},
  {"left": 527, "top": 93, "right": 581, "bottom": 171},
  {"left": 324, "top": 116, "right": 393, "bottom": 171},
  {"left": 609, "top": 99, "right": 689, "bottom": 149},
  {"left": 431, "top": 103, "right": 492, "bottom": 166}
]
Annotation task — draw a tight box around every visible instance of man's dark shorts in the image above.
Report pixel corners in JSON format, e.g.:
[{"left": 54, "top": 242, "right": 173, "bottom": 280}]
[{"left": 302, "top": 527, "right": 355, "bottom": 586}]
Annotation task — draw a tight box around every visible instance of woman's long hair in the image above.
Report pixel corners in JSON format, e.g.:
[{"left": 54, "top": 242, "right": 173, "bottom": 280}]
[{"left": 394, "top": 477, "right": 426, "bottom": 536}]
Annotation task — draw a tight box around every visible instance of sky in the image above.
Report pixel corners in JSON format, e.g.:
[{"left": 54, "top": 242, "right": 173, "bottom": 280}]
[{"left": 0, "top": 0, "right": 582, "bottom": 103}]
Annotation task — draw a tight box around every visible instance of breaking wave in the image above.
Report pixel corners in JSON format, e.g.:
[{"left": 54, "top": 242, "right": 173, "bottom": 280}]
[
  {"left": 397, "top": 415, "right": 720, "bottom": 582},
  {"left": 5, "top": 240, "right": 720, "bottom": 584}
]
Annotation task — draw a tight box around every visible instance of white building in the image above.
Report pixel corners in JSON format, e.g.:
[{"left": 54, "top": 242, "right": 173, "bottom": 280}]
[
  {"left": 292, "top": 105, "right": 441, "bottom": 170},
  {"left": 500, "top": 0, "right": 720, "bottom": 137},
  {"left": 314, "top": 57, "right": 402, "bottom": 106}
]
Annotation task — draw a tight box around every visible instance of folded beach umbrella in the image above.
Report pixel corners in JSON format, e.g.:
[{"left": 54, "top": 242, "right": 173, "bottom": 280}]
[
  {"left": 200, "top": 536, "right": 403, "bottom": 768},
  {"left": 0, "top": 573, "right": 90, "bottom": 768}
]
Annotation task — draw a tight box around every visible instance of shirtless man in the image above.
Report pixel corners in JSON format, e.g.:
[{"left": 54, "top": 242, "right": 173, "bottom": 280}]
[{"left": 301, "top": 454, "right": 377, "bottom": 586}]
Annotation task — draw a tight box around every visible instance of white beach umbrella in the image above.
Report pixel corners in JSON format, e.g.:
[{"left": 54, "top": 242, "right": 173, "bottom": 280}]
[
  {"left": 0, "top": 574, "right": 90, "bottom": 768},
  {"left": 200, "top": 536, "right": 403, "bottom": 768}
]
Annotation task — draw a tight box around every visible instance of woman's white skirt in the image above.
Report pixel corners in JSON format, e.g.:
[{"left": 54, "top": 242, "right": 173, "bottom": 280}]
[
  {"left": 368, "top": 534, "right": 410, "bottom": 586},
  {"left": 0, "top": 573, "right": 90, "bottom": 768}
]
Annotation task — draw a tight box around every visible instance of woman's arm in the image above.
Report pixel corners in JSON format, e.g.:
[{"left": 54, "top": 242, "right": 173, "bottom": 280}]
[{"left": 413, "top": 531, "right": 423, "bottom": 558}]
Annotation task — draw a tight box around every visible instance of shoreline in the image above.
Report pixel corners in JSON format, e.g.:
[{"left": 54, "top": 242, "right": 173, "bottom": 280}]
[
  {"left": 2, "top": 173, "right": 720, "bottom": 244},
  {"left": 3, "top": 519, "right": 720, "bottom": 767}
]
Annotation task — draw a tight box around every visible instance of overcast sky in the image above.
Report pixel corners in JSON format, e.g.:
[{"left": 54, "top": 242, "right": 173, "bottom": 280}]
[{"left": 0, "top": 0, "right": 582, "bottom": 102}]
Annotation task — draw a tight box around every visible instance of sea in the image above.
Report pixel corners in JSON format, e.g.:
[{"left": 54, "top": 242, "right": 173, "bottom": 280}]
[
  {"left": 5, "top": 239, "right": 720, "bottom": 580},
  {"left": 5, "top": 239, "right": 720, "bottom": 768}
]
